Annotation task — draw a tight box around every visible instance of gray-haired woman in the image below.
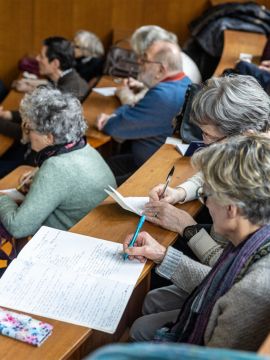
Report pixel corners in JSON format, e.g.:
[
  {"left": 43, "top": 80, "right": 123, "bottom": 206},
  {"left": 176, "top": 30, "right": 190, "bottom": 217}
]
[
  {"left": 124, "top": 134, "right": 270, "bottom": 350},
  {"left": 146, "top": 75, "right": 270, "bottom": 265},
  {"left": 0, "top": 87, "right": 116, "bottom": 273},
  {"left": 73, "top": 30, "right": 104, "bottom": 83}
]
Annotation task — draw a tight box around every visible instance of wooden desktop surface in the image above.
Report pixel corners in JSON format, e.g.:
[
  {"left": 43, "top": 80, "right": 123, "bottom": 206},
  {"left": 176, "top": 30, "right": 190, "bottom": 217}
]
[
  {"left": 0, "top": 144, "right": 201, "bottom": 359},
  {"left": 214, "top": 30, "right": 267, "bottom": 76}
]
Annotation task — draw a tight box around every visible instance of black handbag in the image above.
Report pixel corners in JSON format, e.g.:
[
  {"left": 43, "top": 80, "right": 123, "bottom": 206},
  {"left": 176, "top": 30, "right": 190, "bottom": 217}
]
[
  {"left": 103, "top": 40, "right": 140, "bottom": 78},
  {"left": 173, "top": 83, "right": 203, "bottom": 143}
]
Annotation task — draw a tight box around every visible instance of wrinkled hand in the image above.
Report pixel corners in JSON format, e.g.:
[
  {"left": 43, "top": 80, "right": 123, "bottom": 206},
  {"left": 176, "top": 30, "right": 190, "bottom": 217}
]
[
  {"left": 259, "top": 60, "right": 270, "bottom": 73},
  {"left": 12, "top": 79, "right": 35, "bottom": 93},
  {"left": 123, "top": 77, "right": 144, "bottom": 92},
  {"left": 149, "top": 184, "right": 186, "bottom": 204},
  {"left": 123, "top": 231, "right": 166, "bottom": 263},
  {"left": 18, "top": 170, "right": 35, "bottom": 194},
  {"left": 143, "top": 201, "right": 196, "bottom": 235},
  {"left": 96, "top": 113, "right": 111, "bottom": 130},
  {"left": 0, "top": 106, "right": 12, "bottom": 120}
]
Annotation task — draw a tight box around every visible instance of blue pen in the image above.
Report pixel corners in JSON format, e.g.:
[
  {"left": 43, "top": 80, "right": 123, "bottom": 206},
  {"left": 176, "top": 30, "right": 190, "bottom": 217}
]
[{"left": 123, "top": 215, "right": 146, "bottom": 261}]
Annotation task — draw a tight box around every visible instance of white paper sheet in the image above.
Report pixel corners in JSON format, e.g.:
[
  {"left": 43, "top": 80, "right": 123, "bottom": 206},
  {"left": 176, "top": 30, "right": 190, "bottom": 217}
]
[
  {"left": 92, "top": 87, "right": 117, "bottom": 96},
  {"left": 105, "top": 186, "right": 149, "bottom": 216},
  {"left": 0, "top": 226, "right": 145, "bottom": 333},
  {"left": 1, "top": 188, "right": 25, "bottom": 202},
  {"left": 165, "top": 137, "right": 183, "bottom": 146},
  {"left": 175, "top": 143, "right": 189, "bottom": 155}
]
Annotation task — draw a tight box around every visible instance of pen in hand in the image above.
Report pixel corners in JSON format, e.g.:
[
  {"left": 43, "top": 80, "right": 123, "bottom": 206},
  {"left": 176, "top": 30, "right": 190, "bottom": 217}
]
[
  {"left": 16, "top": 169, "right": 37, "bottom": 192},
  {"left": 159, "top": 166, "right": 175, "bottom": 199},
  {"left": 123, "top": 215, "right": 146, "bottom": 261}
]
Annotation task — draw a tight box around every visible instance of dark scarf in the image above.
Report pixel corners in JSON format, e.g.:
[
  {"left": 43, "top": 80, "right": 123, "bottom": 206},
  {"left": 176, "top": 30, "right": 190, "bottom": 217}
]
[
  {"left": 34, "top": 136, "right": 86, "bottom": 167},
  {"left": 155, "top": 225, "right": 270, "bottom": 344}
]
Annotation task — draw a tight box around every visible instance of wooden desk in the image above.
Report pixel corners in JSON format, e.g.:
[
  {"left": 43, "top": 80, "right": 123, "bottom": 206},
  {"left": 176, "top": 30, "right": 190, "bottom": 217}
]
[
  {"left": 83, "top": 76, "right": 122, "bottom": 150},
  {"left": 0, "top": 144, "right": 201, "bottom": 359},
  {"left": 214, "top": 30, "right": 267, "bottom": 76},
  {"left": 0, "top": 76, "right": 120, "bottom": 156}
]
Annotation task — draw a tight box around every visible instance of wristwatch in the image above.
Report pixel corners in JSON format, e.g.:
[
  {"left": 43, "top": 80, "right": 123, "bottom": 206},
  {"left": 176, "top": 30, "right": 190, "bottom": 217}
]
[{"left": 183, "top": 224, "right": 202, "bottom": 242}]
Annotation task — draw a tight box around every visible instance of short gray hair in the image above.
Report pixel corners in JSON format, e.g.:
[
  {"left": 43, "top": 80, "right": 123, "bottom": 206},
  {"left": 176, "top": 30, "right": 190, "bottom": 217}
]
[
  {"left": 131, "top": 25, "right": 178, "bottom": 55},
  {"left": 74, "top": 30, "right": 104, "bottom": 57},
  {"left": 191, "top": 75, "right": 270, "bottom": 135},
  {"left": 20, "top": 86, "right": 87, "bottom": 144},
  {"left": 152, "top": 41, "right": 182, "bottom": 73},
  {"left": 192, "top": 134, "right": 270, "bottom": 225}
]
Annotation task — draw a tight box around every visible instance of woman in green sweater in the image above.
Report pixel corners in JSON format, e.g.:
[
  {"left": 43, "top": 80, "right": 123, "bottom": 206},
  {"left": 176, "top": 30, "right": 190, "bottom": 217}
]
[{"left": 0, "top": 86, "right": 116, "bottom": 272}]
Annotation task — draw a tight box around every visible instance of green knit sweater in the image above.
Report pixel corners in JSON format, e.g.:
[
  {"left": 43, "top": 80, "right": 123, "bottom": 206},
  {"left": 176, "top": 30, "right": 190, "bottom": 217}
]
[{"left": 0, "top": 145, "right": 116, "bottom": 238}]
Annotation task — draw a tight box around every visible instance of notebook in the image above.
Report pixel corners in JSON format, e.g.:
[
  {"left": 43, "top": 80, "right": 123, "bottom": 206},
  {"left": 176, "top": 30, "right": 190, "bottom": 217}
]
[
  {"left": 105, "top": 186, "right": 149, "bottom": 216},
  {"left": 0, "top": 226, "right": 145, "bottom": 334}
]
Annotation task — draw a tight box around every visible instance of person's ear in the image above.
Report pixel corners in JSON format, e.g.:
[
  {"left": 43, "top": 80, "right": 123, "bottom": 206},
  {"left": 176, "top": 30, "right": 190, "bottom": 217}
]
[
  {"left": 46, "top": 133, "right": 54, "bottom": 145},
  {"left": 226, "top": 204, "right": 238, "bottom": 219},
  {"left": 51, "top": 58, "right": 60, "bottom": 70}
]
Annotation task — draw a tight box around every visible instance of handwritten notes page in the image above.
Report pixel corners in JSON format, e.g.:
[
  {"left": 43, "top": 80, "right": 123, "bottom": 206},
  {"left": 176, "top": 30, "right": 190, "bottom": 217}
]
[
  {"left": 105, "top": 186, "right": 149, "bottom": 216},
  {"left": 0, "top": 226, "right": 145, "bottom": 333}
]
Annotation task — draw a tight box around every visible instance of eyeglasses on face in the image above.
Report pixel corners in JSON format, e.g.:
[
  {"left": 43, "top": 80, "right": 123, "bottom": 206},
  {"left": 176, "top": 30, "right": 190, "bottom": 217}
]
[{"left": 138, "top": 53, "right": 162, "bottom": 66}]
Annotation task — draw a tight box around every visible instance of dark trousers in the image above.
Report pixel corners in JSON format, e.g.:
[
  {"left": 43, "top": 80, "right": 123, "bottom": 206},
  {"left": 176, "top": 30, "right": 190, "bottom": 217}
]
[{"left": 106, "top": 153, "right": 138, "bottom": 186}]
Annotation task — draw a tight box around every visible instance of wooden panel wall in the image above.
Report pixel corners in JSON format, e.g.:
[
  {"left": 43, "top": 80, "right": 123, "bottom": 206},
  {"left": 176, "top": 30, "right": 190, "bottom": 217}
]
[{"left": 0, "top": 0, "right": 269, "bottom": 86}]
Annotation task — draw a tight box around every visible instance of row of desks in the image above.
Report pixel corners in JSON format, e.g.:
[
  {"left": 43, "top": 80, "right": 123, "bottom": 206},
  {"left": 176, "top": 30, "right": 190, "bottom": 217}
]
[
  {"left": 0, "top": 75, "right": 120, "bottom": 156},
  {"left": 0, "top": 144, "right": 201, "bottom": 359}
]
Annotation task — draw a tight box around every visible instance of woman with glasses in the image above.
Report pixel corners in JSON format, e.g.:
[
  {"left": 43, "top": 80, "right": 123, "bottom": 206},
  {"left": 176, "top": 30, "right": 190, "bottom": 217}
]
[
  {"left": 145, "top": 75, "right": 270, "bottom": 266},
  {"left": 0, "top": 86, "right": 116, "bottom": 275},
  {"left": 124, "top": 134, "right": 270, "bottom": 350},
  {"left": 73, "top": 30, "right": 104, "bottom": 84}
]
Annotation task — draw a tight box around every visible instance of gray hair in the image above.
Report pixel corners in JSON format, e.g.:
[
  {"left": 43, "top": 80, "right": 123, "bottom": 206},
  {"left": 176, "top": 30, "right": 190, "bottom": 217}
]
[
  {"left": 131, "top": 25, "right": 178, "bottom": 55},
  {"left": 192, "top": 134, "right": 270, "bottom": 225},
  {"left": 152, "top": 41, "right": 182, "bottom": 73},
  {"left": 74, "top": 30, "right": 104, "bottom": 57},
  {"left": 19, "top": 86, "right": 87, "bottom": 144},
  {"left": 191, "top": 75, "right": 270, "bottom": 135}
]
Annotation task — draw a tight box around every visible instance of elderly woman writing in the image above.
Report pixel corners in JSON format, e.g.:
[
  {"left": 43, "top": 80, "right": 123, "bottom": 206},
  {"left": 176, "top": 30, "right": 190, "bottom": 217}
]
[
  {"left": 0, "top": 87, "right": 116, "bottom": 273},
  {"left": 124, "top": 134, "right": 270, "bottom": 350},
  {"left": 145, "top": 75, "right": 270, "bottom": 266}
]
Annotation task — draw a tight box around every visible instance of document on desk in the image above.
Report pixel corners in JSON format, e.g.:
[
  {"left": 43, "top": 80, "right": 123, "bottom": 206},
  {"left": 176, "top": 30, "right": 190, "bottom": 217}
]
[
  {"left": 92, "top": 87, "right": 117, "bottom": 96},
  {"left": 105, "top": 185, "right": 149, "bottom": 216},
  {"left": 0, "top": 226, "right": 145, "bottom": 333}
]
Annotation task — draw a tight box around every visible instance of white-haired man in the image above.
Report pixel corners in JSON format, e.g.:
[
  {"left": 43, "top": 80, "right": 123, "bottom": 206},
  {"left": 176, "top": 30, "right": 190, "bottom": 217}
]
[{"left": 96, "top": 40, "right": 191, "bottom": 185}]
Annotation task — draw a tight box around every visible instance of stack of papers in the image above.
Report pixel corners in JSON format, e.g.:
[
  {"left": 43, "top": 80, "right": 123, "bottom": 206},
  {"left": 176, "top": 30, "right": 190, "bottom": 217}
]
[{"left": 105, "top": 186, "right": 149, "bottom": 216}]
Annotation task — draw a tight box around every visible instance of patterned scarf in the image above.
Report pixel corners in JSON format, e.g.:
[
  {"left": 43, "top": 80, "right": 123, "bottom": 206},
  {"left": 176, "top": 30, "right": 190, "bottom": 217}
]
[
  {"left": 34, "top": 136, "right": 86, "bottom": 167},
  {"left": 155, "top": 225, "right": 270, "bottom": 344}
]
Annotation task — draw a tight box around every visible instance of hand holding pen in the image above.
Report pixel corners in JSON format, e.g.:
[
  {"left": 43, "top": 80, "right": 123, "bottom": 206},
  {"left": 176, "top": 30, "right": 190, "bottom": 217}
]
[
  {"left": 159, "top": 166, "right": 175, "bottom": 199},
  {"left": 123, "top": 215, "right": 146, "bottom": 261},
  {"left": 17, "top": 168, "right": 38, "bottom": 194},
  {"left": 123, "top": 229, "right": 166, "bottom": 263}
]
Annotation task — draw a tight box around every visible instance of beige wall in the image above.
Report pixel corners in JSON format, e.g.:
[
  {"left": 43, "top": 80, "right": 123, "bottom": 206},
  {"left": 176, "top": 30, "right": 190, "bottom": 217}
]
[{"left": 1, "top": 0, "right": 270, "bottom": 85}]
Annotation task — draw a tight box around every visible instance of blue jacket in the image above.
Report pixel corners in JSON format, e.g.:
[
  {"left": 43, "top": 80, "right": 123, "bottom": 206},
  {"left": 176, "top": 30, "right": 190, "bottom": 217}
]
[{"left": 103, "top": 75, "right": 191, "bottom": 166}]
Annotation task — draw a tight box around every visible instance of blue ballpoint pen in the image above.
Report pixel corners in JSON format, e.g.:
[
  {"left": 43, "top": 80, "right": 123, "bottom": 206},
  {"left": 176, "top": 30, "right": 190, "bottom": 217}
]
[{"left": 123, "top": 215, "right": 146, "bottom": 260}]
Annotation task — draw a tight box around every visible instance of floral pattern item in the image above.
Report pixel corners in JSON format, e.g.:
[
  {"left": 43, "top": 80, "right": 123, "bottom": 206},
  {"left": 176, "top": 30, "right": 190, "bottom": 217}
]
[{"left": 0, "top": 307, "right": 53, "bottom": 346}]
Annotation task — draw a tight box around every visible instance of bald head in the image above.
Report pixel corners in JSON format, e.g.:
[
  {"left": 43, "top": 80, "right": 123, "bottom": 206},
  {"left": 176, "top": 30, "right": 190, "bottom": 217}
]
[{"left": 148, "top": 40, "right": 183, "bottom": 74}]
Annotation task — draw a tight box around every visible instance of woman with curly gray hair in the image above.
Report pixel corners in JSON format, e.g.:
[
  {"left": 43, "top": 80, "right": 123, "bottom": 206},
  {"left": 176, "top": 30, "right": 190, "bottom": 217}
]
[
  {"left": 124, "top": 134, "right": 270, "bottom": 350},
  {"left": 0, "top": 87, "right": 115, "bottom": 273}
]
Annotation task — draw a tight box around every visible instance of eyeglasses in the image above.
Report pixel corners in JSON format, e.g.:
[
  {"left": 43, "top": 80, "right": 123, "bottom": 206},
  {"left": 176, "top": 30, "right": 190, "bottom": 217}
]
[
  {"left": 196, "top": 187, "right": 213, "bottom": 205},
  {"left": 138, "top": 54, "right": 163, "bottom": 66}
]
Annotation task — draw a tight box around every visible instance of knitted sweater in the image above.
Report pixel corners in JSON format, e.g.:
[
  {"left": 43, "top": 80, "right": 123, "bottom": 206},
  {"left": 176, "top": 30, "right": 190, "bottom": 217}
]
[
  {"left": 156, "top": 246, "right": 270, "bottom": 351},
  {"left": 103, "top": 76, "right": 191, "bottom": 167},
  {"left": 0, "top": 145, "right": 116, "bottom": 238}
]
